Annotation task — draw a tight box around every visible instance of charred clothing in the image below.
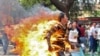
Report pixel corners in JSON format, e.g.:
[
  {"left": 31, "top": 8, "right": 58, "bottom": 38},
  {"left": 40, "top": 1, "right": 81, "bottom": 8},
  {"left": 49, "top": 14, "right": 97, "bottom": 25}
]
[{"left": 45, "top": 22, "right": 70, "bottom": 56}]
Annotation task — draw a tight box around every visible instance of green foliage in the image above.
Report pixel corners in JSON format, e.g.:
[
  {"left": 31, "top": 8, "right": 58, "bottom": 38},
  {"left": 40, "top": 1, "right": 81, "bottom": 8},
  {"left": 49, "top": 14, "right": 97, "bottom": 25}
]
[
  {"left": 69, "top": 0, "right": 100, "bottom": 20},
  {"left": 19, "top": 0, "right": 99, "bottom": 19},
  {"left": 93, "top": 11, "right": 100, "bottom": 17},
  {"left": 19, "top": 0, "right": 40, "bottom": 9},
  {"left": 69, "top": 0, "right": 80, "bottom": 20},
  {"left": 19, "top": 0, "right": 37, "bottom": 9},
  {"left": 19, "top": 0, "right": 56, "bottom": 10}
]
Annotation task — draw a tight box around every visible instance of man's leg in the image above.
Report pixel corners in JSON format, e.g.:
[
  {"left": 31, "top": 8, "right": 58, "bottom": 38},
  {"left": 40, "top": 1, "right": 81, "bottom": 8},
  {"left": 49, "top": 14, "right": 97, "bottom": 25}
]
[
  {"left": 90, "top": 50, "right": 95, "bottom": 56},
  {"left": 1, "top": 33, "right": 9, "bottom": 55}
]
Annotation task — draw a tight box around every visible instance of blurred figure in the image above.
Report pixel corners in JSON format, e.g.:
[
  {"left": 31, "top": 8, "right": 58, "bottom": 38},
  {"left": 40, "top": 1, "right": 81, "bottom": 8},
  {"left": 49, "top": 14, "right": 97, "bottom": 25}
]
[
  {"left": 67, "top": 23, "right": 72, "bottom": 31},
  {"left": 58, "top": 13, "right": 68, "bottom": 56},
  {"left": 89, "top": 22, "right": 98, "bottom": 56},
  {"left": 78, "top": 24, "right": 87, "bottom": 52},
  {"left": 68, "top": 21, "right": 85, "bottom": 56},
  {"left": 45, "top": 12, "right": 69, "bottom": 56},
  {"left": 68, "top": 21, "right": 79, "bottom": 51},
  {"left": 0, "top": 29, "right": 9, "bottom": 55}
]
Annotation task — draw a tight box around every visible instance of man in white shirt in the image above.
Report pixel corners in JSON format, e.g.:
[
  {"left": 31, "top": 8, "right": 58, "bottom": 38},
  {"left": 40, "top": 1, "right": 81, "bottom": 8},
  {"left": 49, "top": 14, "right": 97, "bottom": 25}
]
[
  {"left": 68, "top": 21, "right": 79, "bottom": 51},
  {"left": 69, "top": 29, "right": 78, "bottom": 43}
]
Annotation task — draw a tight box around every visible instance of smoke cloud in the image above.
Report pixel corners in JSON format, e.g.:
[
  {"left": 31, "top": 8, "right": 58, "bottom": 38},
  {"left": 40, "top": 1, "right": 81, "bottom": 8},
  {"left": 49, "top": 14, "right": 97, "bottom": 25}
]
[{"left": 0, "top": 0, "right": 60, "bottom": 27}]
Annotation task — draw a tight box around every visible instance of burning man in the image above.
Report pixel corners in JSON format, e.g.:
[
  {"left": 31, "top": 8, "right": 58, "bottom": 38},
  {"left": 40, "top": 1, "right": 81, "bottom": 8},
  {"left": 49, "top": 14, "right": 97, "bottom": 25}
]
[{"left": 45, "top": 13, "right": 71, "bottom": 56}]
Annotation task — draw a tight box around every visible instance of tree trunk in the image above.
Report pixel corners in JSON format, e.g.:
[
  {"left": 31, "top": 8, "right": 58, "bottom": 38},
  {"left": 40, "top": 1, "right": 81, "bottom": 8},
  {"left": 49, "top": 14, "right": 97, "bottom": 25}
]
[{"left": 50, "top": 0, "right": 74, "bottom": 19}]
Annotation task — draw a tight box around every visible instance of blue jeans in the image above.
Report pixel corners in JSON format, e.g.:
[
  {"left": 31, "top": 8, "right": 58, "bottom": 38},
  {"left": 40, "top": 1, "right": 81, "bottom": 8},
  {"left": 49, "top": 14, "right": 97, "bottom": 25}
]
[
  {"left": 0, "top": 31, "right": 9, "bottom": 54},
  {"left": 79, "top": 37, "right": 87, "bottom": 52},
  {"left": 79, "top": 37, "right": 87, "bottom": 45},
  {"left": 80, "top": 37, "right": 87, "bottom": 47},
  {"left": 89, "top": 36, "right": 98, "bottom": 52}
]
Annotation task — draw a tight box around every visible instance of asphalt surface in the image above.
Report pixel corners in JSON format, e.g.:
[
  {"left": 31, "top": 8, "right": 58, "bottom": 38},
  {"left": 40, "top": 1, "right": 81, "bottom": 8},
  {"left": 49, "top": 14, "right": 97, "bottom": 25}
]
[
  {"left": 0, "top": 44, "right": 19, "bottom": 56},
  {"left": 0, "top": 44, "right": 99, "bottom": 56}
]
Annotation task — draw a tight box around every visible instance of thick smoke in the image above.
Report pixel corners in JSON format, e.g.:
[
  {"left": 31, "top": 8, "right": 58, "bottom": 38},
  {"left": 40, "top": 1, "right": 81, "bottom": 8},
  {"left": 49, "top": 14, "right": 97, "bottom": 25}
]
[
  {"left": 28, "top": 4, "right": 55, "bottom": 16},
  {"left": 0, "top": 0, "right": 28, "bottom": 26},
  {"left": 0, "top": 0, "right": 60, "bottom": 27}
]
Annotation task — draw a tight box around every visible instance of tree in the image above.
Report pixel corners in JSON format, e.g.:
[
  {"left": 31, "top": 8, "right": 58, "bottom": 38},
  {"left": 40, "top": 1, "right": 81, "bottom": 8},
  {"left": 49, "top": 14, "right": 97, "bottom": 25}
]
[
  {"left": 19, "top": 0, "right": 75, "bottom": 19},
  {"left": 19, "top": 0, "right": 55, "bottom": 9},
  {"left": 19, "top": 0, "right": 99, "bottom": 20},
  {"left": 50, "top": 0, "right": 74, "bottom": 19}
]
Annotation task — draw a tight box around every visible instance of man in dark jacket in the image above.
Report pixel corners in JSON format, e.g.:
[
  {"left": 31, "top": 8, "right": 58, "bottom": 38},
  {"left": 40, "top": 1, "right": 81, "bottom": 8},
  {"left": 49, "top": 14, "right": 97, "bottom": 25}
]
[{"left": 0, "top": 30, "right": 9, "bottom": 55}]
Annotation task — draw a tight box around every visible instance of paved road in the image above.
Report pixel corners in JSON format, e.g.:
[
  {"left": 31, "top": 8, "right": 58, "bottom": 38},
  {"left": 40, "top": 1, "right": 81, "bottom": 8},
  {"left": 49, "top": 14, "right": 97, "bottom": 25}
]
[
  {"left": 0, "top": 44, "right": 99, "bottom": 56},
  {"left": 0, "top": 44, "right": 19, "bottom": 56}
]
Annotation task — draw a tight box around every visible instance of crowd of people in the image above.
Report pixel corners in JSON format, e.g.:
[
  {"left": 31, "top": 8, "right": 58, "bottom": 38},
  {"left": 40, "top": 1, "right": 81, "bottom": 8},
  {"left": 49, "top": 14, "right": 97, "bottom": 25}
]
[
  {"left": 66, "top": 13, "right": 100, "bottom": 56},
  {"left": 0, "top": 12, "right": 99, "bottom": 56},
  {"left": 46, "top": 12, "right": 100, "bottom": 56},
  {"left": 68, "top": 20, "right": 100, "bottom": 56}
]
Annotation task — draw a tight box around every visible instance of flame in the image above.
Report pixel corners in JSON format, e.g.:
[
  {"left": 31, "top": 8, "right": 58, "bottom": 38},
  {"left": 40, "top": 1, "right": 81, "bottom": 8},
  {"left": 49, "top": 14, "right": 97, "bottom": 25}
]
[{"left": 5, "top": 12, "right": 71, "bottom": 56}]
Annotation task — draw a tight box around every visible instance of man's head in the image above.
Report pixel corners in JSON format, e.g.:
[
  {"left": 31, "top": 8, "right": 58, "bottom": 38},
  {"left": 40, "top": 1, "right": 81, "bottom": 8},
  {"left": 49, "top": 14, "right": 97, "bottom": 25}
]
[
  {"left": 91, "top": 22, "right": 97, "bottom": 27},
  {"left": 72, "top": 21, "right": 78, "bottom": 28},
  {"left": 58, "top": 13, "right": 68, "bottom": 25}
]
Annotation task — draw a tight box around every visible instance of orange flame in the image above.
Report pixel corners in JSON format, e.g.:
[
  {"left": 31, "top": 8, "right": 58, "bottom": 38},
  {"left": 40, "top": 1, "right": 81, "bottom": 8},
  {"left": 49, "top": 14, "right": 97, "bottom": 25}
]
[{"left": 5, "top": 12, "right": 71, "bottom": 56}]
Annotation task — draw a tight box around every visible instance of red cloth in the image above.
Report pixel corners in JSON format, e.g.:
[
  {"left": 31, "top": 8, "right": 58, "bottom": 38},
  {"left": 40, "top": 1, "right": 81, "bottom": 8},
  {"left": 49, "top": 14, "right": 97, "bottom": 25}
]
[{"left": 79, "top": 27, "right": 85, "bottom": 37}]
